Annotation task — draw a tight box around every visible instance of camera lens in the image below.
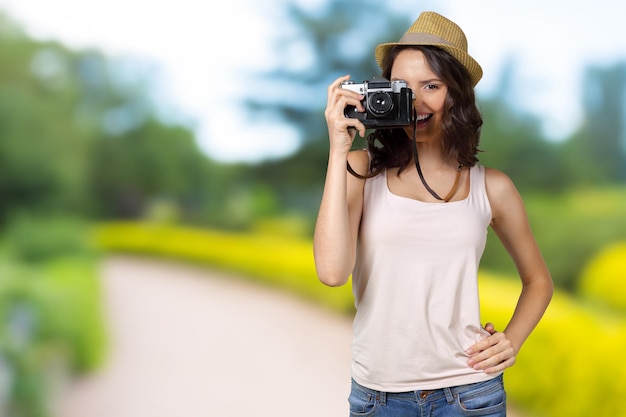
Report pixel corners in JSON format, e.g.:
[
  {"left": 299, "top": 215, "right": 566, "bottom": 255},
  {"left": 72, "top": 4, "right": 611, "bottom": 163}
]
[{"left": 367, "top": 92, "right": 394, "bottom": 116}]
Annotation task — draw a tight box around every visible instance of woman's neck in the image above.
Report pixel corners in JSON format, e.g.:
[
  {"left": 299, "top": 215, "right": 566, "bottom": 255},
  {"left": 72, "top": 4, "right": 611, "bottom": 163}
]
[{"left": 413, "top": 141, "right": 456, "bottom": 171}]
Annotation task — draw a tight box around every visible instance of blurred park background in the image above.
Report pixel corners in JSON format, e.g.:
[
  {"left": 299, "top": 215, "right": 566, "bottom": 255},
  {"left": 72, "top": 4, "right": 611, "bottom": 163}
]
[{"left": 0, "top": 0, "right": 625, "bottom": 416}]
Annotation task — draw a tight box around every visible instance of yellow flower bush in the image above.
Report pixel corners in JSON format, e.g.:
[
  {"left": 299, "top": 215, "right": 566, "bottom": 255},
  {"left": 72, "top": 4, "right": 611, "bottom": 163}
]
[
  {"left": 578, "top": 241, "right": 626, "bottom": 311},
  {"left": 93, "top": 222, "right": 354, "bottom": 313},
  {"left": 481, "top": 273, "right": 626, "bottom": 416}
]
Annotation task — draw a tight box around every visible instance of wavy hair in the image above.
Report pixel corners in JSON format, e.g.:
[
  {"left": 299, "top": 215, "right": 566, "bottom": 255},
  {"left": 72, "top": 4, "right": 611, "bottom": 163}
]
[{"left": 354, "top": 45, "right": 482, "bottom": 178}]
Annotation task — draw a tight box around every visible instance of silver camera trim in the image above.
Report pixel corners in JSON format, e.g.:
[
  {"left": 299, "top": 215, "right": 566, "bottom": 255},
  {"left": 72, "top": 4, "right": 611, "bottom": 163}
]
[{"left": 340, "top": 78, "right": 409, "bottom": 95}]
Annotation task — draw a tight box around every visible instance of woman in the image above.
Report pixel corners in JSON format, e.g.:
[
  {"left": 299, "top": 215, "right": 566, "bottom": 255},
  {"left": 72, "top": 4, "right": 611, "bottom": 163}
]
[{"left": 314, "top": 11, "right": 553, "bottom": 416}]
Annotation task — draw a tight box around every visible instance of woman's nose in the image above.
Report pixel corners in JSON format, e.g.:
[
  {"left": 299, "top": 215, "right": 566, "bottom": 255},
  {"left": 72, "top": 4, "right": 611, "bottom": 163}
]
[{"left": 411, "top": 89, "right": 422, "bottom": 106}]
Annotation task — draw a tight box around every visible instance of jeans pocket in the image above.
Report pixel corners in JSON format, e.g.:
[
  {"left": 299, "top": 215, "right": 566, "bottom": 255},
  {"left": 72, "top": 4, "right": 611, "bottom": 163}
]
[
  {"left": 456, "top": 376, "right": 506, "bottom": 416},
  {"left": 348, "top": 382, "right": 378, "bottom": 416}
]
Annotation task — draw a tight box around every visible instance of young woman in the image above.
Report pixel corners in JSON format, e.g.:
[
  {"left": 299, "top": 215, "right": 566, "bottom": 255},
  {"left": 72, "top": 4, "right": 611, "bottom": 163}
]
[{"left": 314, "top": 11, "right": 553, "bottom": 417}]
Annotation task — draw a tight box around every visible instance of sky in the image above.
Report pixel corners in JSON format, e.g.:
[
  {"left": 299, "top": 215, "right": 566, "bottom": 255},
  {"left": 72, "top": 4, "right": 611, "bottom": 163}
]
[{"left": 1, "top": 0, "right": 625, "bottom": 162}]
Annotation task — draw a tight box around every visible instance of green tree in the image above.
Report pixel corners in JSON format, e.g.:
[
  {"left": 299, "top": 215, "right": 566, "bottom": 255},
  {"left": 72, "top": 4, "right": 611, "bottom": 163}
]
[
  {"left": 238, "top": 0, "right": 413, "bottom": 225},
  {"left": 0, "top": 27, "right": 93, "bottom": 222},
  {"left": 245, "top": 0, "right": 411, "bottom": 147},
  {"left": 477, "top": 57, "right": 569, "bottom": 192},
  {"left": 0, "top": 12, "right": 222, "bottom": 227},
  {"left": 88, "top": 119, "right": 214, "bottom": 219},
  {"left": 563, "top": 63, "right": 626, "bottom": 183}
]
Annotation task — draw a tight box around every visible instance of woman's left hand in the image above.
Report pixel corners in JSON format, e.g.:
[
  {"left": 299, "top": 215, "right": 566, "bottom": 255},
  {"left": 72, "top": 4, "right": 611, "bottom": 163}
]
[{"left": 465, "top": 323, "right": 517, "bottom": 374}]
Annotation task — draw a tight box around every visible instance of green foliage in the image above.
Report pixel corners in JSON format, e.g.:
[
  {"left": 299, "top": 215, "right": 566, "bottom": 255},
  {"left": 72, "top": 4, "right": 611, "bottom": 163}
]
[
  {"left": 0, "top": 13, "right": 215, "bottom": 226},
  {"left": 94, "top": 221, "right": 626, "bottom": 417},
  {"left": 246, "top": 140, "right": 329, "bottom": 222},
  {"left": 0, "top": 214, "right": 105, "bottom": 417},
  {"left": 481, "top": 186, "right": 626, "bottom": 291},
  {"left": 4, "top": 214, "right": 97, "bottom": 263},
  {"left": 578, "top": 241, "right": 626, "bottom": 311},
  {"left": 0, "top": 40, "right": 91, "bottom": 222},
  {"left": 88, "top": 119, "right": 216, "bottom": 219},
  {"left": 569, "top": 63, "right": 626, "bottom": 182},
  {"left": 245, "top": 0, "right": 411, "bottom": 145},
  {"left": 478, "top": 100, "right": 568, "bottom": 192},
  {"left": 0, "top": 257, "right": 105, "bottom": 417}
]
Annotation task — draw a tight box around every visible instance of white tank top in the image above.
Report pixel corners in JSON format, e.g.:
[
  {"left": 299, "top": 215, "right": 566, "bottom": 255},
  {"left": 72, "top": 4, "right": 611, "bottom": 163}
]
[{"left": 351, "top": 165, "right": 502, "bottom": 392}]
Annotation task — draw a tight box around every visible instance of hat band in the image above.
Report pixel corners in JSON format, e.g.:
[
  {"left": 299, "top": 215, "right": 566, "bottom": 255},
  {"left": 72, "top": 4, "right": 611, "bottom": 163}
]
[{"left": 398, "top": 32, "right": 456, "bottom": 48}]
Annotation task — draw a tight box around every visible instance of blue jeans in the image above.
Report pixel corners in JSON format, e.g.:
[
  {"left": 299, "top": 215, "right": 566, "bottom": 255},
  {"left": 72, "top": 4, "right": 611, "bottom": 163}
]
[{"left": 348, "top": 374, "right": 506, "bottom": 416}]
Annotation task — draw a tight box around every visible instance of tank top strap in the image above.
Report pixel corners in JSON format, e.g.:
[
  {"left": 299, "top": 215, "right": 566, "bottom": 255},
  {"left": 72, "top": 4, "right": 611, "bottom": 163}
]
[{"left": 468, "top": 165, "right": 492, "bottom": 217}]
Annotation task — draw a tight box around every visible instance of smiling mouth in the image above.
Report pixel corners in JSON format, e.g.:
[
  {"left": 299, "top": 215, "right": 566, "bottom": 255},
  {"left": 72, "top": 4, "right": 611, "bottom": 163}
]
[{"left": 415, "top": 114, "right": 433, "bottom": 125}]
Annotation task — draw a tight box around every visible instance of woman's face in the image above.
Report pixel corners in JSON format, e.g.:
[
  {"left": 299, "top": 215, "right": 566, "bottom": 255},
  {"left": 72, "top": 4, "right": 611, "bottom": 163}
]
[{"left": 390, "top": 49, "right": 447, "bottom": 141}]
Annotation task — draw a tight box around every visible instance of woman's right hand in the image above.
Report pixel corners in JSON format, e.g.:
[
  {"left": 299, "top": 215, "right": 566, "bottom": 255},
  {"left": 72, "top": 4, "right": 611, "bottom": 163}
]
[{"left": 324, "top": 74, "right": 366, "bottom": 154}]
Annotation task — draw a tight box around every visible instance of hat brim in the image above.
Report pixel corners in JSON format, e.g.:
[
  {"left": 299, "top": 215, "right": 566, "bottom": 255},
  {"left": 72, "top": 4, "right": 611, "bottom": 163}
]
[{"left": 375, "top": 42, "right": 483, "bottom": 87}]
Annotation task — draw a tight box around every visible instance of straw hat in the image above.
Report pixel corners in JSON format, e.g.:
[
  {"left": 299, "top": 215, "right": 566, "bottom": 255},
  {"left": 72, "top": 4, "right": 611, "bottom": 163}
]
[{"left": 374, "top": 11, "right": 483, "bottom": 86}]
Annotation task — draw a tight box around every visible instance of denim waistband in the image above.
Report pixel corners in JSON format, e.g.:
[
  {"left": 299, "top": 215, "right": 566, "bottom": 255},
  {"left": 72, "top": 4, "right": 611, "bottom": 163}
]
[{"left": 351, "top": 374, "right": 503, "bottom": 405}]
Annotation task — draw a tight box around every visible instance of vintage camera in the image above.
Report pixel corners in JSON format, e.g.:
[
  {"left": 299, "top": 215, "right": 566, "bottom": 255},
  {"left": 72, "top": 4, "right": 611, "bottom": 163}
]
[{"left": 340, "top": 77, "right": 414, "bottom": 129}]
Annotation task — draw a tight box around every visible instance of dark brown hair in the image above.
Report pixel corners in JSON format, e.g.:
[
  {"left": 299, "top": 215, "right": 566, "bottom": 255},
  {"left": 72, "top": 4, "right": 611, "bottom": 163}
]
[{"left": 358, "top": 45, "right": 482, "bottom": 177}]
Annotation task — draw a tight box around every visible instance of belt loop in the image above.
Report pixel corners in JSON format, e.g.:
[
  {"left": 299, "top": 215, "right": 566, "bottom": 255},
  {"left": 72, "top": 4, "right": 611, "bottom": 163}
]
[
  {"left": 444, "top": 387, "right": 454, "bottom": 404},
  {"left": 378, "top": 391, "right": 387, "bottom": 406}
]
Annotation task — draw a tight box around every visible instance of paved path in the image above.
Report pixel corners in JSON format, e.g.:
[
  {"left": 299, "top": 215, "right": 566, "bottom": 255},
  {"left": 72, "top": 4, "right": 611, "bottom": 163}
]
[{"left": 54, "top": 256, "right": 353, "bottom": 417}]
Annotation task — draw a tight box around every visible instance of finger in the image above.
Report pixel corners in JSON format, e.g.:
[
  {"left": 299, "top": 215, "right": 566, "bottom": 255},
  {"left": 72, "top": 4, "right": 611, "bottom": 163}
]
[
  {"left": 336, "top": 95, "right": 365, "bottom": 116},
  {"left": 327, "top": 109, "right": 365, "bottom": 145},
  {"left": 468, "top": 344, "right": 504, "bottom": 368},
  {"left": 484, "top": 357, "right": 516, "bottom": 374},
  {"left": 468, "top": 336, "right": 515, "bottom": 370},
  {"left": 349, "top": 120, "right": 366, "bottom": 138},
  {"left": 465, "top": 332, "right": 505, "bottom": 357},
  {"left": 336, "top": 117, "right": 366, "bottom": 139},
  {"left": 484, "top": 322, "right": 496, "bottom": 334},
  {"left": 327, "top": 94, "right": 365, "bottom": 127},
  {"left": 327, "top": 74, "right": 351, "bottom": 104},
  {"left": 467, "top": 347, "right": 494, "bottom": 368},
  {"left": 478, "top": 351, "right": 516, "bottom": 374},
  {"left": 330, "top": 74, "right": 350, "bottom": 90},
  {"left": 328, "top": 78, "right": 366, "bottom": 113},
  {"left": 465, "top": 335, "right": 495, "bottom": 356}
]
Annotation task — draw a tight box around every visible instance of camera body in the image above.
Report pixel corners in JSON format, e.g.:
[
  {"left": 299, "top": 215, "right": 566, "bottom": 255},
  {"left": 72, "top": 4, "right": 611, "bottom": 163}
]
[{"left": 340, "top": 77, "right": 414, "bottom": 129}]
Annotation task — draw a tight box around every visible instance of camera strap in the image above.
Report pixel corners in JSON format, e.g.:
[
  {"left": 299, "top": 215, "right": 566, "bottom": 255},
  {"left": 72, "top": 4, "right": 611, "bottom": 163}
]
[{"left": 411, "top": 116, "right": 463, "bottom": 202}]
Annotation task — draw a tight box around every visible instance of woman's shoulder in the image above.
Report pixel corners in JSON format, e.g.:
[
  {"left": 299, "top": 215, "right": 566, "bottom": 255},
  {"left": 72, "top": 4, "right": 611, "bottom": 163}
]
[
  {"left": 483, "top": 166, "right": 516, "bottom": 193},
  {"left": 482, "top": 166, "right": 523, "bottom": 215}
]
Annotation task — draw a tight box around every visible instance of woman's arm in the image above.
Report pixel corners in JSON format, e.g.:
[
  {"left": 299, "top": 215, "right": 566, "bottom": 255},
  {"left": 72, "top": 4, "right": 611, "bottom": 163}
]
[
  {"left": 313, "top": 75, "right": 367, "bottom": 287},
  {"left": 314, "top": 150, "right": 368, "bottom": 286},
  {"left": 466, "top": 168, "right": 554, "bottom": 373}
]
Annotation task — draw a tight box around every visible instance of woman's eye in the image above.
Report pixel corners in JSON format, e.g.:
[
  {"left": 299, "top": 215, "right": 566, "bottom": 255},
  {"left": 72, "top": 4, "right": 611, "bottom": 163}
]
[{"left": 425, "top": 84, "right": 438, "bottom": 90}]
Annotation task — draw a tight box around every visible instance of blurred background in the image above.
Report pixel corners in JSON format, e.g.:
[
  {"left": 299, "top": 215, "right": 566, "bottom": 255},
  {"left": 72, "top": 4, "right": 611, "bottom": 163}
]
[{"left": 0, "top": 0, "right": 625, "bottom": 416}]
